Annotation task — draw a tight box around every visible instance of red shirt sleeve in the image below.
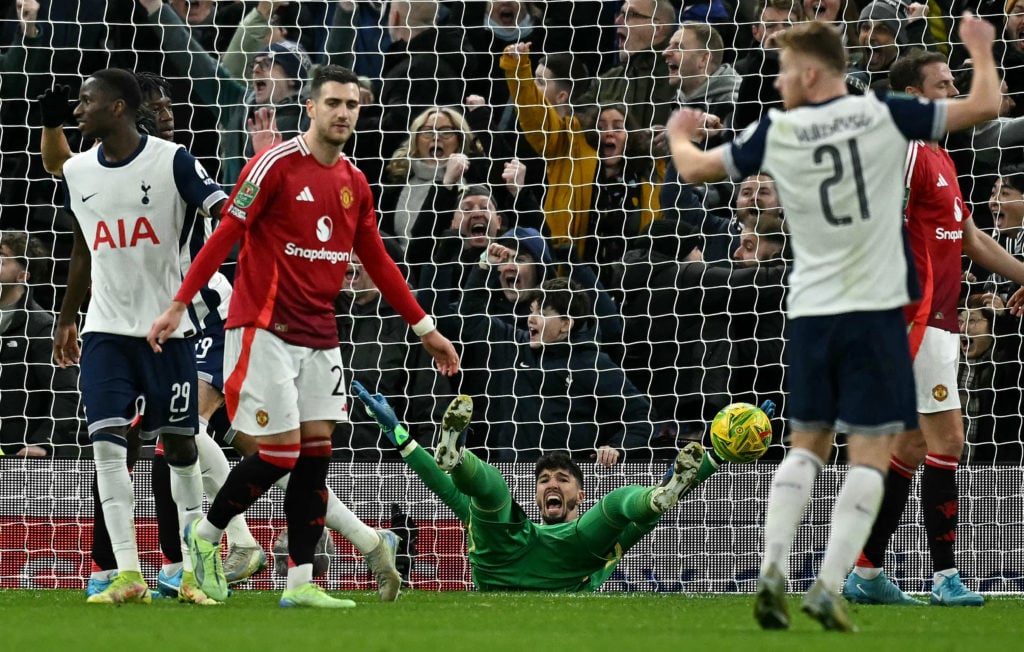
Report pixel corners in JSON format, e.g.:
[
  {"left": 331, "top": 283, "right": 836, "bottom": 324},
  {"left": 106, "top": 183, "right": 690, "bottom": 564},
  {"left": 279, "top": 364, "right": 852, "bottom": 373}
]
[
  {"left": 174, "top": 151, "right": 271, "bottom": 305},
  {"left": 350, "top": 170, "right": 427, "bottom": 326},
  {"left": 174, "top": 216, "right": 245, "bottom": 304}
]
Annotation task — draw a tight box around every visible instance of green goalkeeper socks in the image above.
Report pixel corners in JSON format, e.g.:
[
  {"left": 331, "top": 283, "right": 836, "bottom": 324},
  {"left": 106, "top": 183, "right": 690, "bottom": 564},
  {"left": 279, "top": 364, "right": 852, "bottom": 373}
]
[{"left": 696, "top": 451, "right": 721, "bottom": 484}]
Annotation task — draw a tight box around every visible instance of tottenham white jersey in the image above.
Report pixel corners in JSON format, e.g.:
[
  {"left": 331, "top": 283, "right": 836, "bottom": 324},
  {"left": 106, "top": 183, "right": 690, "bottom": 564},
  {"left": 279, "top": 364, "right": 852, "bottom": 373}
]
[
  {"left": 63, "top": 135, "right": 227, "bottom": 338},
  {"left": 724, "top": 92, "right": 947, "bottom": 318}
]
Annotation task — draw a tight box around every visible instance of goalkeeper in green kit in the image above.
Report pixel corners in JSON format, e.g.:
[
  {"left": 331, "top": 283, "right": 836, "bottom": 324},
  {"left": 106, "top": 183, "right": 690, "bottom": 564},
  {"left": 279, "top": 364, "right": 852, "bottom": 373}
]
[{"left": 353, "top": 381, "right": 717, "bottom": 592}]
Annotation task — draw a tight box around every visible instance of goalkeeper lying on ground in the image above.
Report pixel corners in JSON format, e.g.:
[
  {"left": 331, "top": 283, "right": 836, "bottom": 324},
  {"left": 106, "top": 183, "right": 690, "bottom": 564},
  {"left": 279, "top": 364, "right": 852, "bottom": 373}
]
[{"left": 353, "top": 381, "right": 716, "bottom": 592}]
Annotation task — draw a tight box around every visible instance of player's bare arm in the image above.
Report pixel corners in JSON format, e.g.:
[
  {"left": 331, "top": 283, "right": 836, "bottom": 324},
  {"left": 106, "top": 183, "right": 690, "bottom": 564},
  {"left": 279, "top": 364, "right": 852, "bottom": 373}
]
[
  {"left": 53, "top": 220, "right": 91, "bottom": 367},
  {"left": 205, "top": 198, "right": 227, "bottom": 220},
  {"left": 667, "top": 108, "right": 728, "bottom": 183},
  {"left": 40, "top": 126, "right": 73, "bottom": 177},
  {"left": 963, "top": 217, "right": 1024, "bottom": 286},
  {"left": 944, "top": 13, "right": 1001, "bottom": 133}
]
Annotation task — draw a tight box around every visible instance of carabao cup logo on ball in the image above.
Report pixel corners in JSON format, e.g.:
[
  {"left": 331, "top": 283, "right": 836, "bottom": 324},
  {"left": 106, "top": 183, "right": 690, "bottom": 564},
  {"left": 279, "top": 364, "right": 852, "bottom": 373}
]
[{"left": 709, "top": 402, "right": 773, "bottom": 463}]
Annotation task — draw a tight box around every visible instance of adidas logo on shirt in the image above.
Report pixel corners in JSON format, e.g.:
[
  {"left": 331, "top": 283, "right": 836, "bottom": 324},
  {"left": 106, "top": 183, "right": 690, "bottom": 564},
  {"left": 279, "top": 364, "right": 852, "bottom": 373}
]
[
  {"left": 937, "top": 174, "right": 949, "bottom": 188},
  {"left": 296, "top": 187, "right": 314, "bottom": 202}
]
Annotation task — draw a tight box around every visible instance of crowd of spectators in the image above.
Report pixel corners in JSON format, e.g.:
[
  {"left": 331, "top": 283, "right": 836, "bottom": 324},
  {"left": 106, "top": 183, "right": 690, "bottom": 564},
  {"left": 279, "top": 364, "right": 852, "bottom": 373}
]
[{"left": 1, "top": 0, "right": 1024, "bottom": 464}]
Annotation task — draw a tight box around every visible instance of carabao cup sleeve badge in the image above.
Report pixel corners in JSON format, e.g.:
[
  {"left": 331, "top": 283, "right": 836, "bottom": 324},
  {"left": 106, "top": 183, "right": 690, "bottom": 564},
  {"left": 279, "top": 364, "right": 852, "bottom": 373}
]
[{"left": 234, "top": 181, "right": 260, "bottom": 208}]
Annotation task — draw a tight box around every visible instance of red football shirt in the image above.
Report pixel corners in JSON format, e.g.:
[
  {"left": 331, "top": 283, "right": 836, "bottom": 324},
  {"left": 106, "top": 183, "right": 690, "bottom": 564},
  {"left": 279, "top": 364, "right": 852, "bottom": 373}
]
[
  {"left": 219, "top": 136, "right": 425, "bottom": 349},
  {"left": 903, "top": 141, "right": 968, "bottom": 335}
]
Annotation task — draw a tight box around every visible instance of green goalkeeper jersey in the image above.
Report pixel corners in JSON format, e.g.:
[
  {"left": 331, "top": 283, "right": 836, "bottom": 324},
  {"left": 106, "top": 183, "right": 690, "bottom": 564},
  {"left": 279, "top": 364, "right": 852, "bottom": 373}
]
[{"left": 404, "top": 445, "right": 652, "bottom": 592}]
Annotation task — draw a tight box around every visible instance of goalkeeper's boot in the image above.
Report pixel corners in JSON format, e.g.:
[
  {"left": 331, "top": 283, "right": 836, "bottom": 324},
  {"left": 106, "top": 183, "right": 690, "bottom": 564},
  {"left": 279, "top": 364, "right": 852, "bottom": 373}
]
[
  {"left": 753, "top": 564, "right": 789, "bottom": 630},
  {"left": 223, "top": 544, "right": 268, "bottom": 586},
  {"left": 843, "top": 569, "right": 925, "bottom": 605},
  {"left": 185, "top": 518, "right": 229, "bottom": 602},
  {"left": 279, "top": 583, "right": 357, "bottom": 609},
  {"left": 930, "top": 571, "right": 985, "bottom": 606},
  {"left": 802, "top": 579, "right": 856, "bottom": 632},
  {"left": 86, "top": 570, "right": 152, "bottom": 605},
  {"left": 435, "top": 394, "right": 472, "bottom": 471},
  {"left": 364, "top": 529, "right": 402, "bottom": 602},
  {"left": 157, "top": 566, "right": 183, "bottom": 598},
  {"left": 650, "top": 442, "right": 705, "bottom": 512},
  {"left": 178, "top": 571, "right": 221, "bottom": 605}
]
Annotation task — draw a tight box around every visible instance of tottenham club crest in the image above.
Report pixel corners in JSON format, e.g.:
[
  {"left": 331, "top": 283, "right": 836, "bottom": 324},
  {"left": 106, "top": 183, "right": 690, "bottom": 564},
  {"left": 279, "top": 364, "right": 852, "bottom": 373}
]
[
  {"left": 256, "top": 409, "right": 269, "bottom": 427},
  {"left": 932, "top": 384, "right": 949, "bottom": 402},
  {"left": 340, "top": 186, "right": 353, "bottom": 209}
]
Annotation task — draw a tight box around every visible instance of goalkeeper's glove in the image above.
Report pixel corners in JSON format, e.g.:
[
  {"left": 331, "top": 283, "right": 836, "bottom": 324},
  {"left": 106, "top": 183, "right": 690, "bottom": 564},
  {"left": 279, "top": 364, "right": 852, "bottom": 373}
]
[
  {"left": 351, "top": 379, "right": 411, "bottom": 450},
  {"left": 37, "top": 84, "right": 71, "bottom": 129},
  {"left": 759, "top": 399, "right": 777, "bottom": 418}
]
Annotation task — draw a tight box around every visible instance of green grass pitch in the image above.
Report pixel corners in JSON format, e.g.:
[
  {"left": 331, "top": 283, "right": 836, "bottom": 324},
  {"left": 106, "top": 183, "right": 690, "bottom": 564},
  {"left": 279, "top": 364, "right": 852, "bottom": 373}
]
[{"left": 3, "top": 589, "right": 1023, "bottom": 651}]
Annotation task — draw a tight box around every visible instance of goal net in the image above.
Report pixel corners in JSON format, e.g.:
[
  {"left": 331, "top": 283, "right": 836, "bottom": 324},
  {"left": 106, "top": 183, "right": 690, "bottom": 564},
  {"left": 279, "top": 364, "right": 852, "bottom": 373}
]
[{"left": 0, "top": 1, "right": 1021, "bottom": 594}]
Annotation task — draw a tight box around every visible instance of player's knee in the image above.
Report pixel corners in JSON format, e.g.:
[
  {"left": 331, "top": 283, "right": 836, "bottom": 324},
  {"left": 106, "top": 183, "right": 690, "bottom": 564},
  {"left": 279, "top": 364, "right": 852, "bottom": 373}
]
[
  {"left": 196, "top": 379, "right": 225, "bottom": 420},
  {"left": 891, "top": 431, "right": 928, "bottom": 467},
  {"left": 161, "top": 433, "right": 199, "bottom": 466}
]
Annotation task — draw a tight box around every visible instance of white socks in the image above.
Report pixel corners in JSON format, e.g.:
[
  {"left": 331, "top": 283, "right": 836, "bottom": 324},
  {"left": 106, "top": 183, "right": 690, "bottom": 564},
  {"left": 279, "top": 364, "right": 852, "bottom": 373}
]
[
  {"left": 817, "top": 465, "right": 885, "bottom": 594},
  {"left": 273, "top": 474, "right": 377, "bottom": 553},
  {"left": 195, "top": 424, "right": 259, "bottom": 549},
  {"left": 760, "top": 448, "right": 822, "bottom": 577},
  {"left": 196, "top": 517, "right": 225, "bottom": 546},
  {"left": 325, "top": 486, "right": 378, "bottom": 553},
  {"left": 93, "top": 439, "right": 140, "bottom": 572},
  {"left": 168, "top": 457, "right": 204, "bottom": 573},
  {"left": 287, "top": 563, "right": 313, "bottom": 590}
]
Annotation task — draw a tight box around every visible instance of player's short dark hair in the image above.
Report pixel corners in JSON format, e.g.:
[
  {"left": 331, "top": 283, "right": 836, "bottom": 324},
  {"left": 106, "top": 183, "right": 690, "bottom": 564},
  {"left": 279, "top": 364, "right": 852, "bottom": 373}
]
[
  {"left": 0, "top": 230, "right": 49, "bottom": 283},
  {"left": 528, "top": 277, "right": 592, "bottom": 328},
  {"left": 310, "top": 64, "right": 361, "bottom": 99},
  {"left": 775, "top": 21, "right": 847, "bottom": 76},
  {"left": 888, "top": 50, "right": 948, "bottom": 93},
  {"left": 536, "top": 53, "right": 591, "bottom": 104},
  {"left": 534, "top": 451, "right": 584, "bottom": 488},
  {"left": 89, "top": 68, "right": 143, "bottom": 117}
]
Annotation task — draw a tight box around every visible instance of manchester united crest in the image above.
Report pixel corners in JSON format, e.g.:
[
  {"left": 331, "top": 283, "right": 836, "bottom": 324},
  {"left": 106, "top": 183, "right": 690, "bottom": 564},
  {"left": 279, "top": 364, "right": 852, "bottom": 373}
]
[
  {"left": 340, "top": 186, "right": 353, "bottom": 208},
  {"left": 932, "top": 384, "right": 949, "bottom": 401},
  {"left": 256, "top": 409, "right": 270, "bottom": 427}
]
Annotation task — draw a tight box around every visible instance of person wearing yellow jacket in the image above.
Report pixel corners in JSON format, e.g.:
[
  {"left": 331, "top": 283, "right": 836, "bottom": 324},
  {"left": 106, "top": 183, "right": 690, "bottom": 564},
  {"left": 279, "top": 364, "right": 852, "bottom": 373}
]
[{"left": 500, "top": 42, "right": 662, "bottom": 264}]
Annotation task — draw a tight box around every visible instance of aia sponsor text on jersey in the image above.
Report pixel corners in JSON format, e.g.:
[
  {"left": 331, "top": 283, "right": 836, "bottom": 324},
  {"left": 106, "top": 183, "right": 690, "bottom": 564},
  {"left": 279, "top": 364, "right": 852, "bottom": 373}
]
[{"left": 92, "top": 216, "right": 160, "bottom": 250}]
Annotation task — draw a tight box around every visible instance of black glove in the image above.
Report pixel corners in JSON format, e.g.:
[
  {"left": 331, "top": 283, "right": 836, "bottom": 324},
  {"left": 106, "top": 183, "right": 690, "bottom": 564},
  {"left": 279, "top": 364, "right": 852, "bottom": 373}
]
[{"left": 37, "top": 84, "right": 71, "bottom": 129}]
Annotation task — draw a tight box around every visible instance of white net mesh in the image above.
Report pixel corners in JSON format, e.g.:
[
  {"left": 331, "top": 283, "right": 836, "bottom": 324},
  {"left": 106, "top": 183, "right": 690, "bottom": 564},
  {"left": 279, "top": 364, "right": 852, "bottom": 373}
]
[{"left": 0, "top": 0, "right": 1022, "bottom": 593}]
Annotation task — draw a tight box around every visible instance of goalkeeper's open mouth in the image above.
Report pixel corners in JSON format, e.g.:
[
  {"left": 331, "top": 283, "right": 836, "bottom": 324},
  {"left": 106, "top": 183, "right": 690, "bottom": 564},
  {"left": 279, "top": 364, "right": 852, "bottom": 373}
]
[{"left": 543, "top": 491, "right": 564, "bottom": 511}]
